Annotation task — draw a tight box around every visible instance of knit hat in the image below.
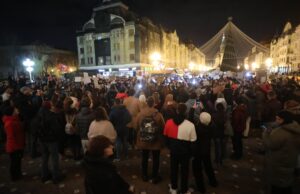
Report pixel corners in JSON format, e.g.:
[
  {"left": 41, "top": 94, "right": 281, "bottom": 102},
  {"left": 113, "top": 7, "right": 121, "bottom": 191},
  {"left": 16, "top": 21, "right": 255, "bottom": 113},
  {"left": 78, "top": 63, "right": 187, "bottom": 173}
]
[
  {"left": 199, "top": 112, "right": 211, "bottom": 126},
  {"left": 139, "top": 94, "right": 146, "bottom": 103}
]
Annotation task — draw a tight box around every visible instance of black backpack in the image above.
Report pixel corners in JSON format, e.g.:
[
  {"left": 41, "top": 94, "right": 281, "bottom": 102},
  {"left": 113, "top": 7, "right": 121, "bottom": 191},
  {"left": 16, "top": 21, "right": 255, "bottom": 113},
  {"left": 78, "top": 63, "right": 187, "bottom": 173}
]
[{"left": 139, "top": 112, "right": 159, "bottom": 143}]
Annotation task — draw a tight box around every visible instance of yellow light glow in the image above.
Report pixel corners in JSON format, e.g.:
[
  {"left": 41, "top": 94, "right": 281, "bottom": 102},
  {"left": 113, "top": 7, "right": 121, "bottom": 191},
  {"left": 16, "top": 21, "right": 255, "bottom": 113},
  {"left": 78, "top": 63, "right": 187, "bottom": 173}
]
[
  {"left": 69, "top": 68, "right": 73, "bottom": 72},
  {"left": 265, "top": 58, "right": 273, "bottom": 68},
  {"left": 244, "top": 64, "right": 249, "bottom": 70},
  {"left": 150, "top": 52, "right": 161, "bottom": 61},
  {"left": 189, "top": 62, "right": 195, "bottom": 70}
]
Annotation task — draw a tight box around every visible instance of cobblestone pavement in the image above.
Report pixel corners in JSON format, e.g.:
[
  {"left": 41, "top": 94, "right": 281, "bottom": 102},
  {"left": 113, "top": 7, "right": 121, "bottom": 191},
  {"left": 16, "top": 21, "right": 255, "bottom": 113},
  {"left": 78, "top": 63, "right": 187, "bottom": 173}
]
[{"left": 0, "top": 136, "right": 299, "bottom": 194}]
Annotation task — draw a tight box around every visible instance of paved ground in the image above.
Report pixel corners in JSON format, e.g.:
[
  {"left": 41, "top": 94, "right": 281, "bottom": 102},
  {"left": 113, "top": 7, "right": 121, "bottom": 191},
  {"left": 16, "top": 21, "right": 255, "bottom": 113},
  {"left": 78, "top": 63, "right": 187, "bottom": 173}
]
[{"left": 0, "top": 134, "right": 299, "bottom": 194}]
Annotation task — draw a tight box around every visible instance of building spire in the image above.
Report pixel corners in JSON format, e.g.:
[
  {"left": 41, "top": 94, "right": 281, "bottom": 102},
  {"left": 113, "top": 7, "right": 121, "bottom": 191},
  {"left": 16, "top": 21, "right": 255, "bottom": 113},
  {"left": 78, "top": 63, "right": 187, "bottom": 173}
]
[{"left": 228, "top": 16, "right": 233, "bottom": 22}]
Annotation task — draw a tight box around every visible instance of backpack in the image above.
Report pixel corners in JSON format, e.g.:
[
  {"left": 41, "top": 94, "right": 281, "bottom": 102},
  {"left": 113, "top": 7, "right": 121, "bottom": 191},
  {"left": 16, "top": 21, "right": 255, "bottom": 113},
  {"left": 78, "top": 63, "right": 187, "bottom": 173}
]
[
  {"left": 65, "top": 114, "right": 76, "bottom": 135},
  {"left": 139, "top": 112, "right": 160, "bottom": 143}
]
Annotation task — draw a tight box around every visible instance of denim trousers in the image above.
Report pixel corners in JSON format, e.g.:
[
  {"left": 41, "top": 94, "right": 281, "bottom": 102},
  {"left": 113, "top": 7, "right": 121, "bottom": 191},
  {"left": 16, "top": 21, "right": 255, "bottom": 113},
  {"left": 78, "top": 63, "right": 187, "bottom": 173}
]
[
  {"left": 115, "top": 135, "right": 128, "bottom": 159},
  {"left": 41, "top": 142, "right": 61, "bottom": 180}
]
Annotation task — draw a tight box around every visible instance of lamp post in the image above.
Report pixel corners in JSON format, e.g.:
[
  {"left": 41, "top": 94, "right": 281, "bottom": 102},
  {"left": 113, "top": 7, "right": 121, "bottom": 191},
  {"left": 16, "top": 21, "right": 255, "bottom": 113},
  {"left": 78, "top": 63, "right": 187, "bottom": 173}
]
[
  {"left": 23, "top": 58, "right": 34, "bottom": 82},
  {"left": 150, "top": 52, "right": 163, "bottom": 71}
]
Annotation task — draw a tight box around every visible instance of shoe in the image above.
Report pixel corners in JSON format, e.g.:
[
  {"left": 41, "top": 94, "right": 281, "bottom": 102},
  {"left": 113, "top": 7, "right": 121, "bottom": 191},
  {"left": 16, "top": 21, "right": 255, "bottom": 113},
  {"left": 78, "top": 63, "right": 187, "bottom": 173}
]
[
  {"left": 53, "top": 175, "right": 65, "bottom": 184},
  {"left": 41, "top": 174, "right": 52, "bottom": 183},
  {"left": 169, "top": 184, "right": 177, "bottom": 194},
  {"left": 113, "top": 158, "right": 121, "bottom": 163},
  {"left": 151, "top": 175, "right": 162, "bottom": 184}
]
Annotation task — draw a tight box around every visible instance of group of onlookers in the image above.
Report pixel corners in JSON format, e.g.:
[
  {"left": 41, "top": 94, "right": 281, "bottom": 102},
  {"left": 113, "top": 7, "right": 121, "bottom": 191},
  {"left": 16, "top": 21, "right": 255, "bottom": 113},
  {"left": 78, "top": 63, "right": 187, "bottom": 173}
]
[{"left": 0, "top": 74, "right": 300, "bottom": 194}]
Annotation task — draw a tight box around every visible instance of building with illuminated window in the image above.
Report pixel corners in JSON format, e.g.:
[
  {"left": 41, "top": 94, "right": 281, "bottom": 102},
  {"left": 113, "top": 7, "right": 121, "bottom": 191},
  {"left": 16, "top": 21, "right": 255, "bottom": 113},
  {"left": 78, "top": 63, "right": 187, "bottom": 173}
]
[
  {"left": 270, "top": 22, "right": 300, "bottom": 73},
  {"left": 76, "top": 0, "right": 205, "bottom": 75}
]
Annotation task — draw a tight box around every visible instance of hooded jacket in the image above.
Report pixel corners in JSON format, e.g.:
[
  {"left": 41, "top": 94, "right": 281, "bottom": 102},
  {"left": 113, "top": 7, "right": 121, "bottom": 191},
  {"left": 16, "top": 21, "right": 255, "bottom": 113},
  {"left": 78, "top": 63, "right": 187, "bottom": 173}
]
[
  {"left": 3, "top": 115, "right": 25, "bottom": 153},
  {"left": 164, "top": 117, "right": 197, "bottom": 155},
  {"left": 263, "top": 121, "right": 300, "bottom": 187},
  {"left": 109, "top": 105, "right": 131, "bottom": 137},
  {"left": 75, "top": 107, "right": 94, "bottom": 139}
]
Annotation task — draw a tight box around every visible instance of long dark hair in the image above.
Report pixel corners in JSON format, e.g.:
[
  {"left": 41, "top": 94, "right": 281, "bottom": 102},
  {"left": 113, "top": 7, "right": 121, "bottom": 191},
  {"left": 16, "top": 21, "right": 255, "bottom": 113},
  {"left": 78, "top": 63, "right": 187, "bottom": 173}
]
[{"left": 173, "top": 103, "right": 187, "bottom": 125}]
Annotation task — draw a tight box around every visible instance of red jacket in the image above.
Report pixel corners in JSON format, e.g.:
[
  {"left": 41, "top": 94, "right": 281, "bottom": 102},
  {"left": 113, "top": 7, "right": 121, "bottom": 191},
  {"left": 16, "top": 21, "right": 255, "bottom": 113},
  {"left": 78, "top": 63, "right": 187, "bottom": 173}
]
[
  {"left": 3, "top": 115, "right": 25, "bottom": 153},
  {"left": 232, "top": 104, "right": 248, "bottom": 133}
]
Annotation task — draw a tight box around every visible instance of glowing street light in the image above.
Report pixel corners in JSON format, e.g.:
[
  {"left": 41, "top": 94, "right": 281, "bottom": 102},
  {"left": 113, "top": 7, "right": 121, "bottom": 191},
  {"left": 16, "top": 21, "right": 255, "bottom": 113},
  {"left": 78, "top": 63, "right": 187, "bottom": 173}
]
[
  {"left": 189, "top": 62, "right": 195, "bottom": 71},
  {"left": 244, "top": 64, "right": 249, "bottom": 70},
  {"left": 150, "top": 52, "right": 162, "bottom": 70},
  {"left": 23, "top": 58, "right": 34, "bottom": 82},
  {"left": 237, "top": 65, "right": 240, "bottom": 70},
  {"left": 251, "top": 62, "right": 258, "bottom": 71},
  {"left": 265, "top": 58, "right": 273, "bottom": 69}
]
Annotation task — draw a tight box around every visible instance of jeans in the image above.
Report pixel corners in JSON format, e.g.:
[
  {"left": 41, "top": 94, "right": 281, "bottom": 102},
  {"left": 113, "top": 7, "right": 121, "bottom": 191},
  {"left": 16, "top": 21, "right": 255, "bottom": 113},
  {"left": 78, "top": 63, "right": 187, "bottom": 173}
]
[
  {"left": 81, "top": 139, "right": 89, "bottom": 154},
  {"left": 142, "top": 150, "right": 160, "bottom": 178},
  {"left": 192, "top": 155, "right": 217, "bottom": 191},
  {"left": 232, "top": 132, "right": 243, "bottom": 158},
  {"left": 9, "top": 150, "right": 23, "bottom": 180},
  {"left": 115, "top": 136, "right": 128, "bottom": 159},
  {"left": 41, "top": 142, "right": 61, "bottom": 180},
  {"left": 213, "top": 138, "right": 224, "bottom": 165},
  {"left": 170, "top": 154, "right": 190, "bottom": 193}
]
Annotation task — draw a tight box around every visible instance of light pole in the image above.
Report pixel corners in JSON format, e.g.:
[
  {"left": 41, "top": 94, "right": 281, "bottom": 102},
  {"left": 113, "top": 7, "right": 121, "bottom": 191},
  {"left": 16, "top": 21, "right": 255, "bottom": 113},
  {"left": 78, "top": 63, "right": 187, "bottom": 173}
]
[{"left": 23, "top": 58, "right": 34, "bottom": 82}]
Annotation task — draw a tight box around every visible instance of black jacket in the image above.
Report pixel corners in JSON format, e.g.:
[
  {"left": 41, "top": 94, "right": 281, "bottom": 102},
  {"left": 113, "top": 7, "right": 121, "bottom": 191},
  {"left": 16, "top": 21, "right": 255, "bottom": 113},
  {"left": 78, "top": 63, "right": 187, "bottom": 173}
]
[
  {"left": 192, "top": 122, "right": 213, "bottom": 156},
  {"left": 109, "top": 105, "right": 131, "bottom": 137},
  {"left": 84, "top": 154, "right": 132, "bottom": 194}
]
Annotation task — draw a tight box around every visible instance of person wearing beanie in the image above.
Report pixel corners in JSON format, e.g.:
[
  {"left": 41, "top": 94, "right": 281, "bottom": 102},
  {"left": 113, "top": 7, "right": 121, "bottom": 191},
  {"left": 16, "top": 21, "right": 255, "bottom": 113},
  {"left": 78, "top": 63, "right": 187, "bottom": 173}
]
[
  {"left": 263, "top": 111, "right": 300, "bottom": 194},
  {"left": 84, "top": 135, "right": 134, "bottom": 194},
  {"left": 192, "top": 112, "right": 218, "bottom": 193}
]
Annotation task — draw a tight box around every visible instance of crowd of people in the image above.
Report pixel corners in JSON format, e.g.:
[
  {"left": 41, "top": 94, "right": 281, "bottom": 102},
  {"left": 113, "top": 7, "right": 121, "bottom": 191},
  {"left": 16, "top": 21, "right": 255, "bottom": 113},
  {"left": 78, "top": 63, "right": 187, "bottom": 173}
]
[{"left": 0, "top": 72, "right": 300, "bottom": 194}]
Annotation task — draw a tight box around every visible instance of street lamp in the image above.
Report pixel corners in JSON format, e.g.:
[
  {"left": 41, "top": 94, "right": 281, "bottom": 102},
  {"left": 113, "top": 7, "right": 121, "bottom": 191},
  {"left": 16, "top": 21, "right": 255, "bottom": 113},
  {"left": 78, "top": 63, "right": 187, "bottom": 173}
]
[
  {"left": 265, "top": 58, "right": 273, "bottom": 70},
  {"left": 23, "top": 58, "right": 34, "bottom": 82},
  {"left": 244, "top": 64, "right": 249, "bottom": 70},
  {"left": 150, "top": 52, "right": 162, "bottom": 70}
]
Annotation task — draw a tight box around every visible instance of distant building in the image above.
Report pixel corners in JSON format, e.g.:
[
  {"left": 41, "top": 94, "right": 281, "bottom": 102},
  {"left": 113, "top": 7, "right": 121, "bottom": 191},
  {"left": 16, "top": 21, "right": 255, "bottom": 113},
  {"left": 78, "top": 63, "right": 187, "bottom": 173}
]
[
  {"left": 270, "top": 22, "right": 300, "bottom": 73},
  {"left": 0, "top": 45, "right": 77, "bottom": 79},
  {"left": 76, "top": 0, "right": 205, "bottom": 75},
  {"left": 244, "top": 45, "right": 270, "bottom": 71}
]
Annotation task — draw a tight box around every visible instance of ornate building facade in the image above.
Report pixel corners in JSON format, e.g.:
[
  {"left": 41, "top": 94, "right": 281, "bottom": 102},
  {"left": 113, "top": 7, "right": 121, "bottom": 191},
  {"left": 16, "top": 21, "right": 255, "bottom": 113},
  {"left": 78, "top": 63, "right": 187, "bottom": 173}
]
[
  {"left": 270, "top": 22, "right": 300, "bottom": 72},
  {"left": 76, "top": 0, "right": 205, "bottom": 75}
]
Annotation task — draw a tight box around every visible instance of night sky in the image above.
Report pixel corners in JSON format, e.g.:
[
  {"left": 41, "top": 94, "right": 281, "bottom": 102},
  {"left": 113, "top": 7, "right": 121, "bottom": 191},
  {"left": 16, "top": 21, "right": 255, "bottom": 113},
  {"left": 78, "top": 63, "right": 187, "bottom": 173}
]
[{"left": 0, "top": 0, "right": 299, "bottom": 51}]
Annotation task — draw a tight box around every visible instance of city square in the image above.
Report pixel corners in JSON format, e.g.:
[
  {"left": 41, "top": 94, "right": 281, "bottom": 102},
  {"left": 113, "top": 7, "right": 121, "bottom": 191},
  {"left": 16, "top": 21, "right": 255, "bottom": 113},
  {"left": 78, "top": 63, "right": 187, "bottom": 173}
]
[{"left": 0, "top": 0, "right": 300, "bottom": 194}]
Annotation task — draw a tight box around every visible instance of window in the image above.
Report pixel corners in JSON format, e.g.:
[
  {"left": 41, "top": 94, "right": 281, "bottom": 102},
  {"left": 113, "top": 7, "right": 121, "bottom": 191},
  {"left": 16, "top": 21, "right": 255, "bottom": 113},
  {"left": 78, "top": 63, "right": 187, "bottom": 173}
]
[
  {"left": 79, "top": 37, "right": 84, "bottom": 44},
  {"left": 117, "top": 55, "right": 120, "bottom": 62},
  {"left": 129, "top": 41, "right": 135, "bottom": 49},
  {"left": 106, "top": 56, "right": 111, "bottom": 65},
  {"left": 98, "top": 57, "right": 103, "bottom": 65},
  {"left": 116, "top": 43, "right": 120, "bottom": 50},
  {"left": 88, "top": 57, "right": 93, "bottom": 64},
  {"left": 87, "top": 46, "right": 93, "bottom": 53},
  {"left": 129, "top": 29, "right": 134, "bottom": 37},
  {"left": 81, "top": 58, "right": 85, "bottom": 65},
  {"left": 80, "top": 48, "right": 84, "bottom": 54},
  {"left": 114, "top": 55, "right": 117, "bottom": 62},
  {"left": 130, "top": 54, "right": 135, "bottom": 61}
]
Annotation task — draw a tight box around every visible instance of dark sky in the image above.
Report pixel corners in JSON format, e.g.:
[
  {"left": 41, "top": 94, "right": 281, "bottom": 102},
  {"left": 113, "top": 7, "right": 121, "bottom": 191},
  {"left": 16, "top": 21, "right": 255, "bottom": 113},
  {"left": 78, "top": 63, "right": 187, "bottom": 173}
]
[{"left": 1, "top": 0, "right": 300, "bottom": 51}]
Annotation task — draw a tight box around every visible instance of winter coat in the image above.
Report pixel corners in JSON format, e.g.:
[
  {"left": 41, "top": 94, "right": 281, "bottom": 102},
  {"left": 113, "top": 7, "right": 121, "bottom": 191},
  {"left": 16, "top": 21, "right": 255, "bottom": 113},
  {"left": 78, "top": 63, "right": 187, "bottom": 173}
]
[
  {"left": 123, "top": 96, "right": 140, "bottom": 128},
  {"left": 75, "top": 107, "right": 94, "bottom": 140},
  {"left": 164, "top": 119, "right": 197, "bottom": 155},
  {"left": 232, "top": 104, "right": 248, "bottom": 133},
  {"left": 223, "top": 87, "right": 233, "bottom": 106},
  {"left": 192, "top": 122, "right": 213, "bottom": 156},
  {"left": 109, "top": 105, "right": 131, "bottom": 137},
  {"left": 84, "top": 154, "right": 132, "bottom": 194},
  {"left": 135, "top": 107, "right": 165, "bottom": 150},
  {"left": 262, "top": 99, "right": 282, "bottom": 122},
  {"left": 212, "top": 110, "right": 225, "bottom": 138},
  {"left": 37, "top": 108, "right": 65, "bottom": 143},
  {"left": 88, "top": 120, "right": 117, "bottom": 143},
  {"left": 263, "top": 121, "right": 300, "bottom": 187},
  {"left": 3, "top": 115, "right": 25, "bottom": 153}
]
